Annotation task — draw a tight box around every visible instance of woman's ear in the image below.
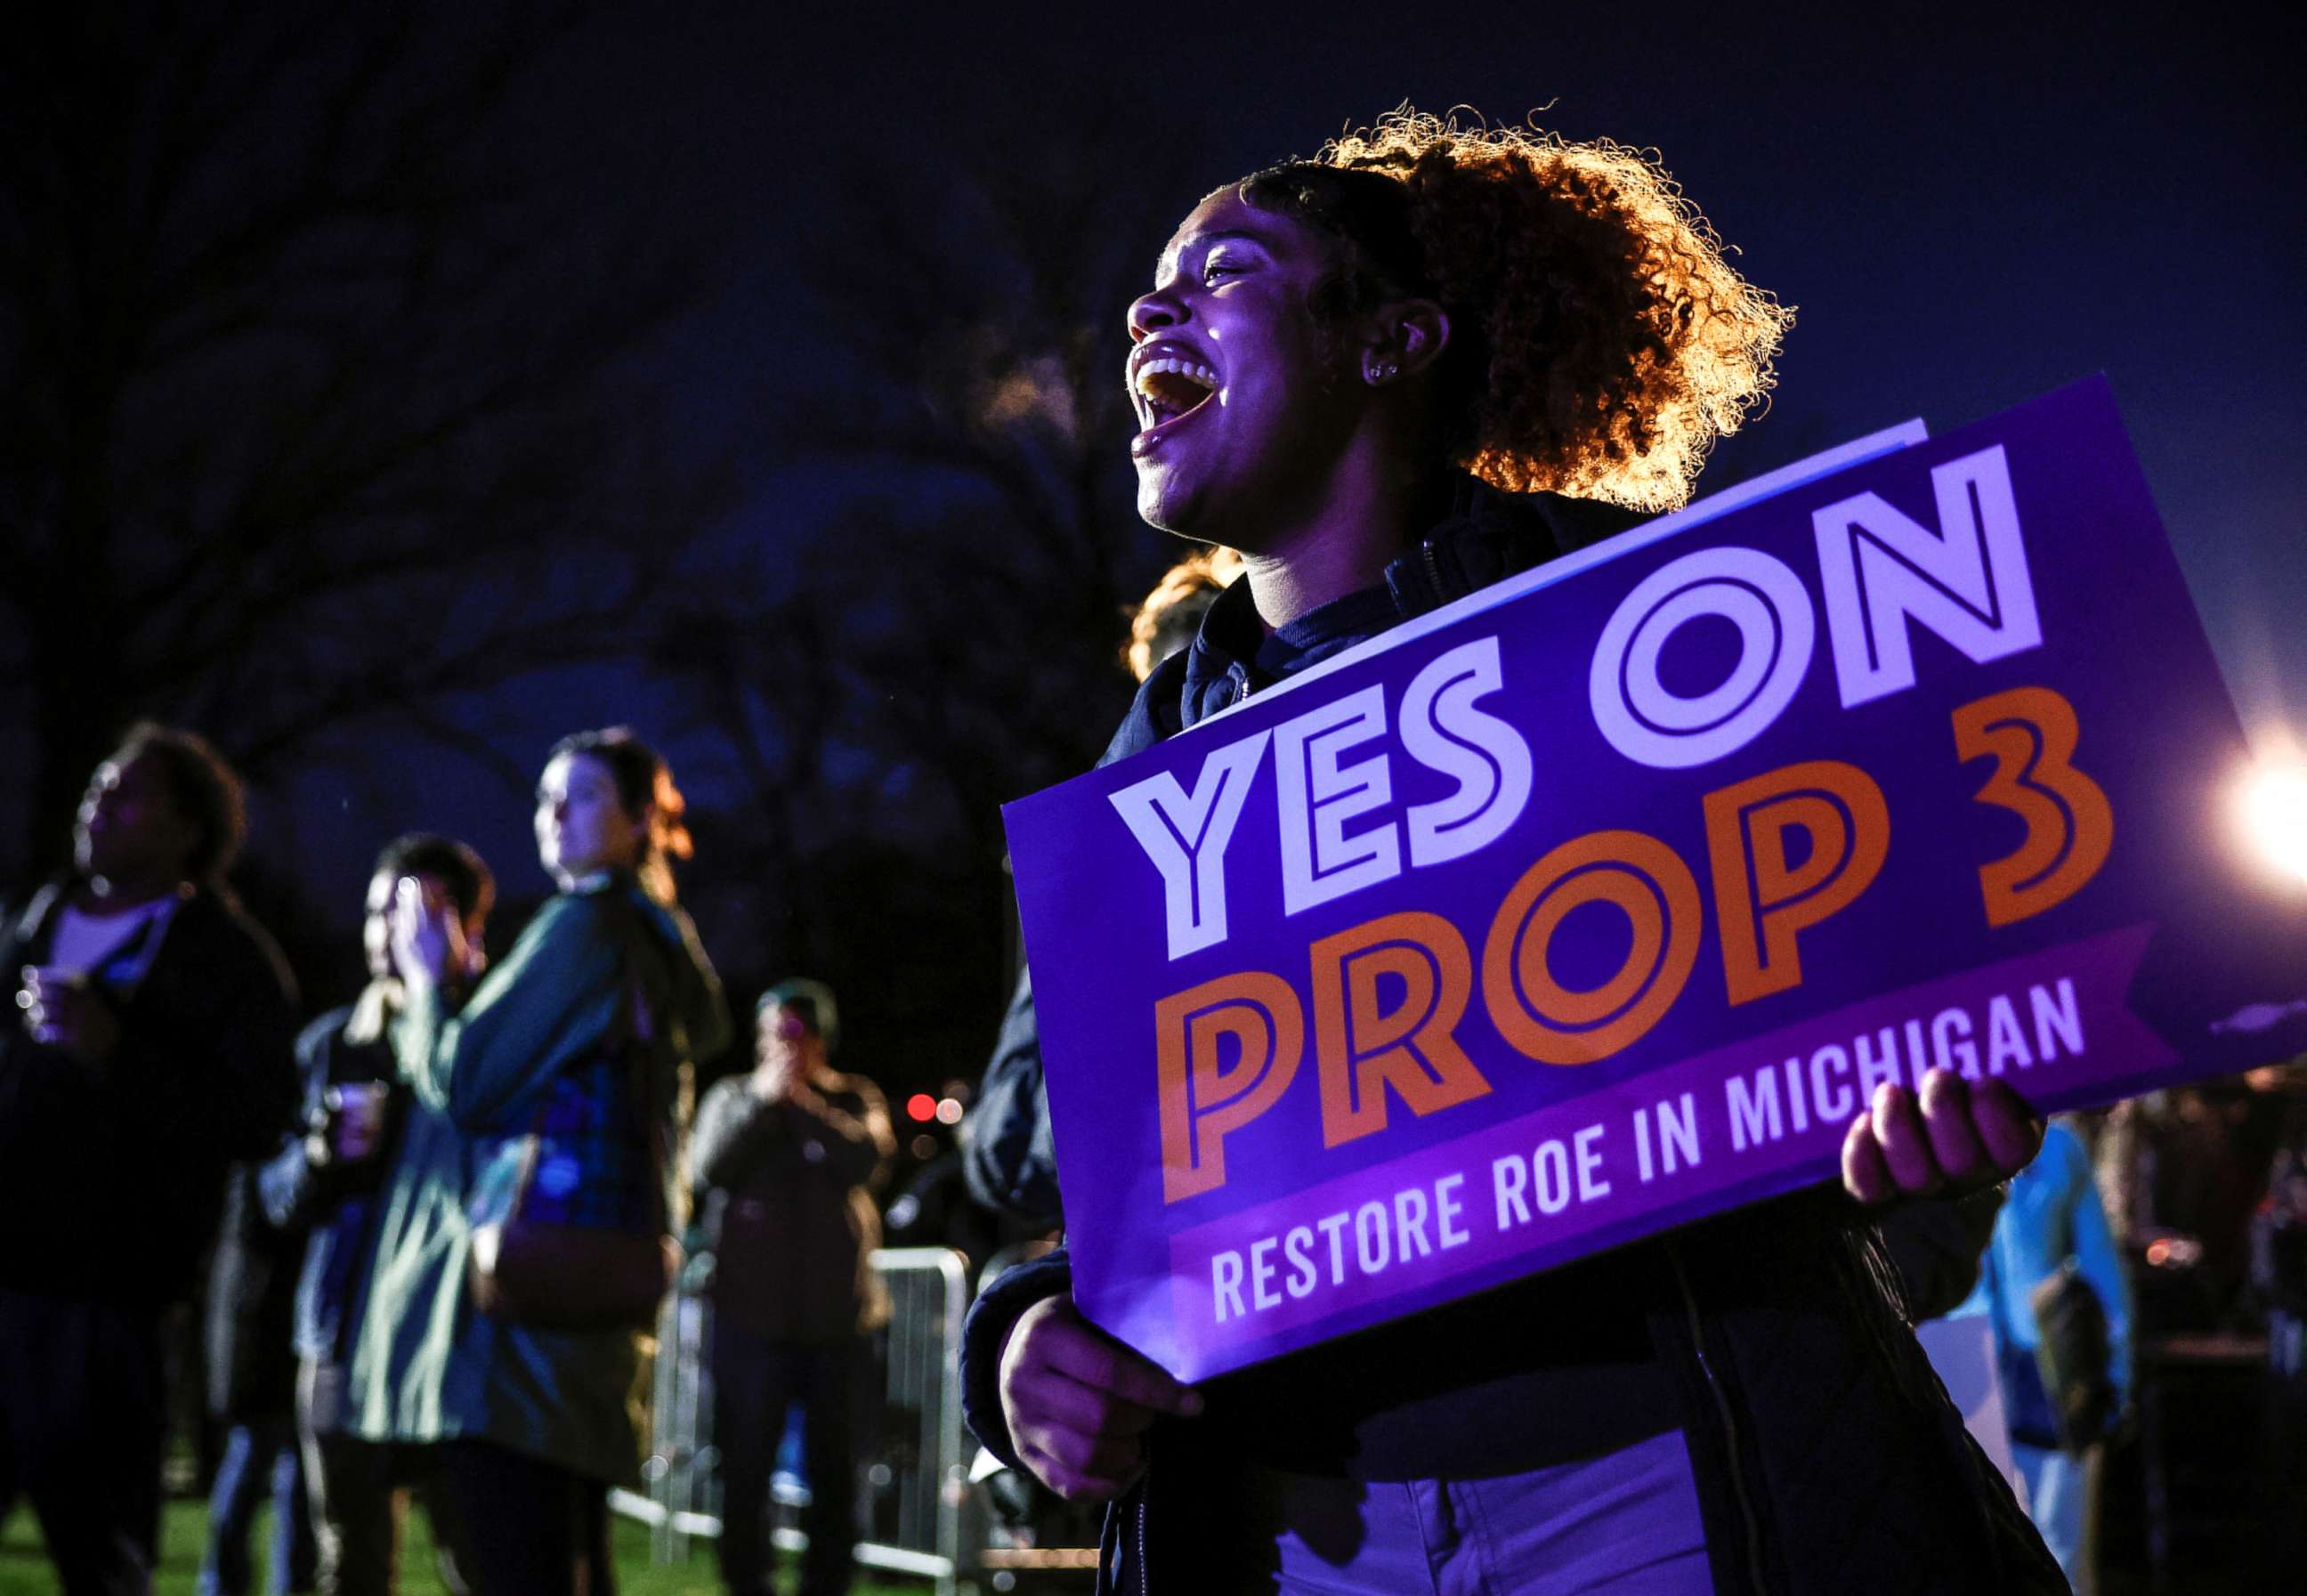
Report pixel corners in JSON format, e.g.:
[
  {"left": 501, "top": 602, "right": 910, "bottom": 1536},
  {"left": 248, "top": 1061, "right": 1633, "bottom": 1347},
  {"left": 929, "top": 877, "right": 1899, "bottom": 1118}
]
[{"left": 1362, "top": 298, "right": 1451, "bottom": 386}]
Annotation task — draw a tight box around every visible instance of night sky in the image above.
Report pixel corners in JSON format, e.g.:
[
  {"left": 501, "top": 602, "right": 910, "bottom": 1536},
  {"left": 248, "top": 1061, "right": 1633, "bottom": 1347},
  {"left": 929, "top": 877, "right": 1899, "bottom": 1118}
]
[
  {"left": 664, "top": 1, "right": 2303, "bottom": 726},
  {"left": 8, "top": 3, "right": 2300, "bottom": 1065}
]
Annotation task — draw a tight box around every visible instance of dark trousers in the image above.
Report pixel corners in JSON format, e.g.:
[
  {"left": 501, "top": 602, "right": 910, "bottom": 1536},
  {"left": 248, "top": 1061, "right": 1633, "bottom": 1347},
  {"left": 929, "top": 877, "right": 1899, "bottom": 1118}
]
[
  {"left": 431, "top": 1438, "right": 612, "bottom": 1596},
  {"left": 198, "top": 1417, "right": 316, "bottom": 1595},
  {"left": 712, "top": 1326, "right": 862, "bottom": 1596},
  {"left": 0, "top": 1286, "right": 166, "bottom": 1596},
  {"left": 297, "top": 1359, "right": 457, "bottom": 1596}
]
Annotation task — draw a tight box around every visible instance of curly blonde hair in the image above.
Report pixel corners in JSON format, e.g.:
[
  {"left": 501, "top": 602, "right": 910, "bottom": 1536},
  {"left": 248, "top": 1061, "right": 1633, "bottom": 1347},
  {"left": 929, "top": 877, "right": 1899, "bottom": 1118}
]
[
  {"left": 1124, "top": 547, "right": 1245, "bottom": 682},
  {"left": 1236, "top": 109, "right": 1792, "bottom": 511}
]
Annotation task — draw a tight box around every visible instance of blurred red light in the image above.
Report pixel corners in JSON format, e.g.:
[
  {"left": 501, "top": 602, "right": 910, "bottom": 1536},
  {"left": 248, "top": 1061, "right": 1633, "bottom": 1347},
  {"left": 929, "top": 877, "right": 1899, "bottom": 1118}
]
[{"left": 905, "top": 1092, "right": 937, "bottom": 1122}]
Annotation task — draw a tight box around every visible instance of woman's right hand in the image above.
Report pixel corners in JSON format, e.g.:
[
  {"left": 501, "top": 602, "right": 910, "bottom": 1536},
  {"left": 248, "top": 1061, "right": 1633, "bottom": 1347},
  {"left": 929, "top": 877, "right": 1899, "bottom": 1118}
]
[
  {"left": 389, "top": 876, "right": 464, "bottom": 993},
  {"left": 997, "top": 1294, "right": 1202, "bottom": 1501}
]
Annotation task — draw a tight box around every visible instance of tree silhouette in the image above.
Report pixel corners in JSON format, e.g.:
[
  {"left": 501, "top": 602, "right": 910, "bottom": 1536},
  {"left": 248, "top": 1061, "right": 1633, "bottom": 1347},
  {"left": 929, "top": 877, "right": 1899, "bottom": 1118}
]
[
  {"left": 0, "top": 0, "right": 735, "bottom": 879},
  {"left": 651, "top": 104, "right": 1203, "bottom": 1080}
]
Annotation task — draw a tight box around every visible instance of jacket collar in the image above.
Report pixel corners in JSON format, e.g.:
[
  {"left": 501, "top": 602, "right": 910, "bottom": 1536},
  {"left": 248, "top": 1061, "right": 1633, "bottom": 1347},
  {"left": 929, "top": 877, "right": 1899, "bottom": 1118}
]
[{"left": 1162, "top": 477, "right": 1641, "bottom": 738}]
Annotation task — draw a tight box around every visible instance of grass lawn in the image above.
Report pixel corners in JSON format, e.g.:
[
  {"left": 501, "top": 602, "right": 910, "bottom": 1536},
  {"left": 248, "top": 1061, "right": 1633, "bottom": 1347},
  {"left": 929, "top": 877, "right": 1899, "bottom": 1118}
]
[{"left": 0, "top": 1497, "right": 935, "bottom": 1596}]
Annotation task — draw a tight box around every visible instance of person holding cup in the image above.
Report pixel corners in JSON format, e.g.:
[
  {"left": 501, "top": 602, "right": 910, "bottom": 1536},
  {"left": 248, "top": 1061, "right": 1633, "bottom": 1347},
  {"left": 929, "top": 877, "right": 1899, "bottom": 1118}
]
[
  {"left": 257, "top": 834, "right": 496, "bottom": 1596},
  {"left": 0, "top": 722, "right": 298, "bottom": 1595}
]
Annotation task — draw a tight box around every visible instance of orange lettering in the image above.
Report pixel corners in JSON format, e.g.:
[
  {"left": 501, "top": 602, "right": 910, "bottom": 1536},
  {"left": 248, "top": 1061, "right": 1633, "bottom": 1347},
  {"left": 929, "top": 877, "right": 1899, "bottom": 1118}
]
[
  {"left": 1310, "top": 911, "right": 1488, "bottom": 1148},
  {"left": 1704, "top": 760, "right": 1891, "bottom": 1006},
  {"left": 1953, "top": 686, "right": 2113, "bottom": 928},
  {"left": 1155, "top": 972, "right": 1304, "bottom": 1203},
  {"left": 1480, "top": 830, "right": 1702, "bottom": 1065}
]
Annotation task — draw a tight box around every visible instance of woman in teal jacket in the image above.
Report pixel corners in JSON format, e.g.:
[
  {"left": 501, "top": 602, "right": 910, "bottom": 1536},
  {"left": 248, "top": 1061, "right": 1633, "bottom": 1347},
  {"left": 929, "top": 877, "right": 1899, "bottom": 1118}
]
[{"left": 346, "top": 727, "right": 731, "bottom": 1593}]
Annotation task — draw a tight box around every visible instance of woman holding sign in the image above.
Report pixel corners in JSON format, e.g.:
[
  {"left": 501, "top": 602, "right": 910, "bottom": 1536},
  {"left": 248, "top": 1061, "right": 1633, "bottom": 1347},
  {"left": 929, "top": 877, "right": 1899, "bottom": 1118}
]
[{"left": 960, "top": 110, "right": 2065, "bottom": 1594}]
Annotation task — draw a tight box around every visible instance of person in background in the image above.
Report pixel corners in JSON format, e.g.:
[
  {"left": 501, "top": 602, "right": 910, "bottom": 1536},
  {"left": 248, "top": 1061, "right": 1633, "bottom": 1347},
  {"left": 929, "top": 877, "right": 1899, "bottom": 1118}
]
[
  {"left": 691, "top": 980, "right": 894, "bottom": 1596},
  {"left": 200, "top": 1154, "right": 319, "bottom": 1596},
  {"left": 963, "top": 547, "right": 1243, "bottom": 1232},
  {"left": 261, "top": 834, "right": 494, "bottom": 1596},
  {"left": 348, "top": 727, "right": 729, "bottom": 1595},
  {"left": 0, "top": 722, "right": 299, "bottom": 1596},
  {"left": 1963, "top": 1114, "right": 2133, "bottom": 1592}
]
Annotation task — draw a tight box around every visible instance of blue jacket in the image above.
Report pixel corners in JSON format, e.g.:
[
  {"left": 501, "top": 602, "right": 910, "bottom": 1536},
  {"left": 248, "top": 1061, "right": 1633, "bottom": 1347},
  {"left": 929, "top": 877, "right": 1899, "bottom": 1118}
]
[{"left": 1961, "top": 1120, "right": 2133, "bottom": 1407}]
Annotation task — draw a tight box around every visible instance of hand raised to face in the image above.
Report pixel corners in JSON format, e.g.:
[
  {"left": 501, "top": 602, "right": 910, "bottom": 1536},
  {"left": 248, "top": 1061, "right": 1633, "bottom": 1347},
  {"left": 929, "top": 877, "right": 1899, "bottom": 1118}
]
[{"left": 388, "top": 876, "right": 466, "bottom": 994}]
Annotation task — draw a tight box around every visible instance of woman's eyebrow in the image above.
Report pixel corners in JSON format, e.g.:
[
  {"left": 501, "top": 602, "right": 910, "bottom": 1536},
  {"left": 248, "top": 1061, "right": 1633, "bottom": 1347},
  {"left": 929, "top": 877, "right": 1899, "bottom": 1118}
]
[{"left": 1154, "top": 228, "right": 1270, "bottom": 280}]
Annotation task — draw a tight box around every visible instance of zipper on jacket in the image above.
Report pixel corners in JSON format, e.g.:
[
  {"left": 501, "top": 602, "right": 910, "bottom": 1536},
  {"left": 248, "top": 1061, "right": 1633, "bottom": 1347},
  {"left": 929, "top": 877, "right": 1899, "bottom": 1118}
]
[
  {"left": 1664, "top": 1236, "right": 1771, "bottom": 1596},
  {"left": 1420, "top": 539, "right": 1447, "bottom": 610},
  {"left": 1135, "top": 1489, "right": 1149, "bottom": 1595}
]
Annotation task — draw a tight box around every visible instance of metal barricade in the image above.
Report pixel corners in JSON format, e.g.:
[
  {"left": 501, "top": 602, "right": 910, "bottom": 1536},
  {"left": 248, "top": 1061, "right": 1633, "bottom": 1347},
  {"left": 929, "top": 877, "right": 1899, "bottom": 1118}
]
[{"left": 621, "top": 1246, "right": 975, "bottom": 1595}]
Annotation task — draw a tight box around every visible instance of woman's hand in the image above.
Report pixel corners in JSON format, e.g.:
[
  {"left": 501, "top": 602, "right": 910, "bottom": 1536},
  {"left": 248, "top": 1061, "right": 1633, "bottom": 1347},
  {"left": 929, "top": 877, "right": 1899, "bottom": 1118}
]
[
  {"left": 1842, "top": 1068, "right": 2043, "bottom": 1203},
  {"left": 998, "top": 1295, "right": 1202, "bottom": 1502},
  {"left": 388, "top": 876, "right": 465, "bottom": 995},
  {"left": 17, "top": 967, "right": 122, "bottom": 1065}
]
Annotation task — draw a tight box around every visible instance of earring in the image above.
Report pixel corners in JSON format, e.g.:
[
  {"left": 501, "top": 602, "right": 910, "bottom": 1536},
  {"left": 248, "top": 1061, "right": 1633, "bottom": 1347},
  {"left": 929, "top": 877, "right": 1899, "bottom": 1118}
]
[{"left": 1370, "top": 360, "right": 1398, "bottom": 383}]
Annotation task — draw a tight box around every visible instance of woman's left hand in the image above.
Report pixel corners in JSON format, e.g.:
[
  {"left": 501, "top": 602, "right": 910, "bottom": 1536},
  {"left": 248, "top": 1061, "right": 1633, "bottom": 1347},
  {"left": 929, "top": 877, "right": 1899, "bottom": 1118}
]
[
  {"left": 389, "top": 876, "right": 465, "bottom": 994},
  {"left": 1842, "top": 1068, "right": 2043, "bottom": 1203}
]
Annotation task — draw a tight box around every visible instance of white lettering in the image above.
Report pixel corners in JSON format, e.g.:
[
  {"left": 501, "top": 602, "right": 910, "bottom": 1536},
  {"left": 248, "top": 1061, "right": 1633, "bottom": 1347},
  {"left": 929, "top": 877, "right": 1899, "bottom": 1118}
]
[
  {"left": 1932, "top": 1008, "right": 1979, "bottom": 1079},
  {"left": 1275, "top": 686, "right": 1400, "bottom": 914},
  {"left": 1812, "top": 444, "right": 2043, "bottom": 708},
  {"left": 1657, "top": 1093, "right": 1701, "bottom": 1172},
  {"left": 1394, "top": 1187, "right": 1433, "bottom": 1260},
  {"left": 1987, "top": 995, "right": 2033, "bottom": 1073},
  {"left": 1283, "top": 1226, "right": 1318, "bottom": 1300},
  {"left": 2032, "top": 978, "right": 2084, "bottom": 1059},
  {"left": 1435, "top": 1173, "right": 1470, "bottom": 1248},
  {"left": 1493, "top": 1152, "right": 1532, "bottom": 1228},
  {"left": 1590, "top": 547, "right": 1817, "bottom": 768},
  {"left": 1810, "top": 1043, "right": 1855, "bottom": 1121},
  {"left": 1250, "top": 1236, "right": 1281, "bottom": 1310},
  {"left": 1354, "top": 1201, "right": 1392, "bottom": 1273},
  {"left": 1212, "top": 1252, "right": 1245, "bottom": 1323},
  {"left": 1317, "top": 1211, "right": 1352, "bottom": 1284},
  {"left": 1401, "top": 637, "right": 1534, "bottom": 867},
  {"left": 1574, "top": 1123, "right": 1613, "bottom": 1202},
  {"left": 1855, "top": 1025, "right": 1902, "bottom": 1100},
  {"left": 1728, "top": 1070, "right": 1785, "bottom": 1152},
  {"left": 1110, "top": 732, "right": 1273, "bottom": 959}
]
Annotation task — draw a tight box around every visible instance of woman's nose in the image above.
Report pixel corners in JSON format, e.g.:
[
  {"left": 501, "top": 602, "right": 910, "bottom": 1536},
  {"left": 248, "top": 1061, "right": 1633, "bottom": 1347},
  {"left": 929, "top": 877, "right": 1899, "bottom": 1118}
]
[{"left": 1128, "top": 287, "right": 1185, "bottom": 343}]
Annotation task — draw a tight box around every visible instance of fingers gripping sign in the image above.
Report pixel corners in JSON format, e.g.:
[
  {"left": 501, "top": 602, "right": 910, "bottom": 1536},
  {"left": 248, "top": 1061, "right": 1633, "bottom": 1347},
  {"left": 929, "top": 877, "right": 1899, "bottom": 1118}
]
[
  {"left": 998, "top": 1296, "right": 1202, "bottom": 1502},
  {"left": 1841, "top": 1067, "right": 2044, "bottom": 1203}
]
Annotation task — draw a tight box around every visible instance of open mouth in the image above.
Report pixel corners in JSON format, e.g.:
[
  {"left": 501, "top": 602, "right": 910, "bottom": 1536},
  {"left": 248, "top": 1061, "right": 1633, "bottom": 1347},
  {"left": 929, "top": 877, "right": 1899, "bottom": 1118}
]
[{"left": 1132, "top": 352, "right": 1219, "bottom": 434}]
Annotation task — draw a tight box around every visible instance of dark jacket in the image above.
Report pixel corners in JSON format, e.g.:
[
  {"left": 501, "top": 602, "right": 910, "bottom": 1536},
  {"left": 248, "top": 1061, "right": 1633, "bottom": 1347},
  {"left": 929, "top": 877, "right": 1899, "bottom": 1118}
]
[
  {"left": 0, "top": 880, "right": 298, "bottom": 1312},
  {"left": 959, "top": 478, "right": 2063, "bottom": 1595},
  {"left": 206, "top": 1159, "right": 305, "bottom": 1420},
  {"left": 257, "top": 1000, "right": 406, "bottom": 1372},
  {"left": 961, "top": 969, "right": 1063, "bottom": 1228},
  {"left": 692, "top": 1067, "right": 895, "bottom": 1341}
]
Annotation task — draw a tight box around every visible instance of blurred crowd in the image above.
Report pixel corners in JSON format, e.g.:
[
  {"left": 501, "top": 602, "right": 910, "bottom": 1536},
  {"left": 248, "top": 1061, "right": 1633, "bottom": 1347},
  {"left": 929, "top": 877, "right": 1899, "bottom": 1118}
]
[{"left": 0, "top": 552, "right": 1239, "bottom": 1596}]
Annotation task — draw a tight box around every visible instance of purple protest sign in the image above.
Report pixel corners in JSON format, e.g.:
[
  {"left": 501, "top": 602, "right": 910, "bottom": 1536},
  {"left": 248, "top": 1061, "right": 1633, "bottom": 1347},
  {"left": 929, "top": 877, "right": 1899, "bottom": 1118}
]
[{"left": 1002, "top": 377, "right": 2307, "bottom": 1382}]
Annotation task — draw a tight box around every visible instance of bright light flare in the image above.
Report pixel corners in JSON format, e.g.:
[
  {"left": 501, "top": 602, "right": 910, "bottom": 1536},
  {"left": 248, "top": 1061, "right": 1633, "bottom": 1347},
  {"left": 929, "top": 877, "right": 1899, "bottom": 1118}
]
[{"left": 2241, "top": 762, "right": 2307, "bottom": 884}]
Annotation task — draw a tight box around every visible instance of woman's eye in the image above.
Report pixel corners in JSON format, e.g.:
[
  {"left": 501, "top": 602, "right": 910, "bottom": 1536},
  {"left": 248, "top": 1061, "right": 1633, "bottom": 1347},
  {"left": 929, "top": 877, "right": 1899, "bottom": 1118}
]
[{"left": 1202, "top": 255, "right": 1244, "bottom": 286}]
